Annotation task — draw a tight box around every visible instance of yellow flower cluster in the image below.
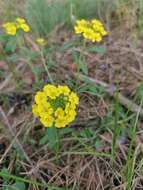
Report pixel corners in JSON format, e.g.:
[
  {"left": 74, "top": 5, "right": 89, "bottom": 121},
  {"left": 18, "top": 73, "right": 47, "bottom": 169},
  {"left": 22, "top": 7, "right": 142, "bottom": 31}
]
[
  {"left": 3, "top": 17, "right": 30, "bottom": 36},
  {"left": 2, "top": 22, "right": 17, "bottom": 36},
  {"left": 36, "top": 38, "right": 46, "bottom": 46},
  {"left": 74, "top": 19, "right": 107, "bottom": 42},
  {"left": 32, "top": 84, "right": 79, "bottom": 128}
]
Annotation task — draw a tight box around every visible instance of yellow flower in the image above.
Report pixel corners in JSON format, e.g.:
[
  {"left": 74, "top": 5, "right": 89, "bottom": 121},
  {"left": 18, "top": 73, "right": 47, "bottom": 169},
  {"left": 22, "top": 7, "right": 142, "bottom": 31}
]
[
  {"left": 3, "top": 22, "right": 17, "bottom": 36},
  {"left": 32, "top": 84, "right": 79, "bottom": 128},
  {"left": 16, "top": 17, "right": 26, "bottom": 24},
  {"left": 40, "top": 116, "right": 54, "bottom": 128},
  {"left": 76, "top": 19, "right": 88, "bottom": 27},
  {"left": 57, "top": 85, "right": 70, "bottom": 96},
  {"left": 36, "top": 38, "right": 46, "bottom": 46},
  {"left": 74, "top": 18, "right": 107, "bottom": 42},
  {"left": 74, "top": 26, "right": 83, "bottom": 34},
  {"left": 34, "top": 91, "right": 47, "bottom": 104},
  {"left": 43, "top": 84, "right": 58, "bottom": 99},
  {"left": 69, "top": 92, "right": 79, "bottom": 105},
  {"left": 66, "top": 110, "right": 76, "bottom": 123},
  {"left": 83, "top": 28, "right": 94, "bottom": 39},
  {"left": 65, "top": 103, "right": 70, "bottom": 114},
  {"left": 55, "top": 108, "right": 65, "bottom": 117},
  {"left": 55, "top": 118, "right": 66, "bottom": 128},
  {"left": 91, "top": 19, "right": 103, "bottom": 27},
  {"left": 32, "top": 104, "right": 39, "bottom": 117},
  {"left": 37, "top": 104, "right": 53, "bottom": 118},
  {"left": 19, "top": 23, "right": 30, "bottom": 32}
]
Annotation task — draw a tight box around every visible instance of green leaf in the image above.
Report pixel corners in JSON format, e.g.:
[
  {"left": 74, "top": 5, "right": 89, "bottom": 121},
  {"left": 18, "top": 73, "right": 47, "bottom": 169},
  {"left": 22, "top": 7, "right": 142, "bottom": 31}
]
[
  {"left": 1, "top": 168, "right": 9, "bottom": 182},
  {"left": 0, "top": 34, "right": 8, "bottom": 43},
  {"left": 46, "top": 127, "right": 57, "bottom": 149},
  {"left": 60, "top": 128, "right": 73, "bottom": 135},
  {"left": 137, "top": 83, "right": 143, "bottom": 97},
  {"left": 40, "top": 127, "right": 57, "bottom": 149},
  {"left": 79, "top": 59, "right": 88, "bottom": 75},
  {"left": 80, "top": 128, "right": 94, "bottom": 138},
  {"left": 21, "top": 47, "right": 39, "bottom": 60},
  {"left": 79, "top": 84, "right": 98, "bottom": 95},
  {"left": 88, "top": 46, "right": 106, "bottom": 54},
  {"left": 7, "top": 54, "right": 18, "bottom": 62},
  {"left": 88, "top": 85, "right": 98, "bottom": 95},
  {"left": 11, "top": 181, "right": 26, "bottom": 190},
  {"left": 79, "top": 77, "right": 106, "bottom": 97},
  {"left": 32, "top": 66, "right": 43, "bottom": 75},
  {"left": 94, "top": 139, "right": 102, "bottom": 149},
  {"left": 39, "top": 133, "right": 49, "bottom": 145},
  {"left": 5, "top": 37, "right": 17, "bottom": 53},
  {"left": 61, "top": 41, "right": 74, "bottom": 51}
]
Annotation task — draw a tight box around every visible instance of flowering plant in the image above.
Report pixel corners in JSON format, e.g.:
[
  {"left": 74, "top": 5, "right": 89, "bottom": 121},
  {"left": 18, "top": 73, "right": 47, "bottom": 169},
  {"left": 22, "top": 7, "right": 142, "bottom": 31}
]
[
  {"left": 32, "top": 84, "right": 79, "bottom": 128},
  {"left": 74, "top": 19, "right": 107, "bottom": 42}
]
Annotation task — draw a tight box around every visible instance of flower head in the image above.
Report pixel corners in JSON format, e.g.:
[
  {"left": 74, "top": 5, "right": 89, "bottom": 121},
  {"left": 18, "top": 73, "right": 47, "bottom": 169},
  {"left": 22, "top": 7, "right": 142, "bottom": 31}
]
[
  {"left": 16, "top": 17, "right": 30, "bottom": 32},
  {"left": 3, "top": 17, "right": 30, "bottom": 35},
  {"left": 19, "top": 23, "right": 30, "bottom": 32},
  {"left": 16, "top": 18, "right": 26, "bottom": 24},
  {"left": 36, "top": 38, "right": 46, "bottom": 46},
  {"left": 3, "top": 22, "right": 17, "bottom": 36},
  {"left": 32, "top": 84, "right": 79, "bottom": 128},
  {"left": 74, "top": 19, "right": 107, "bottom": 42}
]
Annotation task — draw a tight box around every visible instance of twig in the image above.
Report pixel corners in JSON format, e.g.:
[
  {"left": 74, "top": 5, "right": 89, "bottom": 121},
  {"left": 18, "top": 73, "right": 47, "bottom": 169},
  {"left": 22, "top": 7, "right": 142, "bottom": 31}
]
[{"left": 78, "top": 74, "right": 143, "bottom": 117}]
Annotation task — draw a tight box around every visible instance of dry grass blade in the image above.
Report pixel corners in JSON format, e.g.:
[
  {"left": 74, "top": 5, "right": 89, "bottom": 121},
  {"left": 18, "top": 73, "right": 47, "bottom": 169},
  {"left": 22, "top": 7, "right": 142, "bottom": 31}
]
[
  {"left": 0, "top": 106, "right": 32, "bottom": 164},
  {"left": 0, "top": 121, "right": 25, "bottom": 164},
  {"left": 0, "top": 62, "right": 24, "bottom": 91}
]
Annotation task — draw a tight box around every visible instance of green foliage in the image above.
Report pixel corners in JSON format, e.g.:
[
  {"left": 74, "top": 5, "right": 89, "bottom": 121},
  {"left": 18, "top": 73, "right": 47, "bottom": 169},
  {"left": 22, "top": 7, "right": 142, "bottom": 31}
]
[
  {"left": 88, "top": 45, "right": 106, "bottom": 54},
  {"left": 0, "top": 35, "right": 17, "bottom": 53},
  {"left": 25, "top": 0, "right": 118, "bottom": 36},
  {"left": 0, "top": 0, "right": 18, "bottom": 20},
  {"left": 70, "top": 0, "right": 116, "bottom": 21},
  {"left": 136, "top": 82, "right": 143, "bottom": 103},
  {"left": 79, "top": 128, "right": 95, "bottom": 138},
  {"left": 1, "top": 168, "right": 26, "bottom": 190},
  {"left": 72, "top": 50, "right": 88, "bottom": 74},
  {"left": 25, "top": 0, "right": 69, "bottom": 36},
  {"left": 40, "top": 127, "right": 73, "bottom": 148},
  {"left": 40, "top": 127, "right": 57, "bottom": 148},
  {"left": 78, "top": 79, "right": 106, "bottom": 98},
  {"left": 138, "top": 0, "right": 143, "bottom": 34}
]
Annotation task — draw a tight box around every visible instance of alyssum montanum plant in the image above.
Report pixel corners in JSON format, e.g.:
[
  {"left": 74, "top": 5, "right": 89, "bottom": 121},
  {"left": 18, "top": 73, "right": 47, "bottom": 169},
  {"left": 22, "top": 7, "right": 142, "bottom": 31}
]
[
  {"left": 32, "top": 84, "right": 79, "bottom": 128},
  {"left": 74, "top": 19, "right": 107, "bottom": 42}
]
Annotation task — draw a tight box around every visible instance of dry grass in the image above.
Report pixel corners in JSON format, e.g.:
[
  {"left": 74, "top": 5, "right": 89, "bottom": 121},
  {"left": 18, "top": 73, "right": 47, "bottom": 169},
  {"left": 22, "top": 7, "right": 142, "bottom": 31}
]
[{"left": 1, "top": 1, "right": 143, "bottom": 190}]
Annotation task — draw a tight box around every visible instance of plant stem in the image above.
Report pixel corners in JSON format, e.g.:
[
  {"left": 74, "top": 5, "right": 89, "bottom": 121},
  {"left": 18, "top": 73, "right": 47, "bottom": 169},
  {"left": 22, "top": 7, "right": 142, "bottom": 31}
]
[
  {"left": 19, "top": 34, "right": 39, "bottom": 84},
  {"left": 125, "top": 97, "right": 143, "bottom": 189},
  {"left": 111, "top": 91, "right": 120, "bottom": 160},
  {"left": 79, "top": 39, "right": 87, "bottom": 73},
  {"left": 54, "top": 126, "right": 60, "bottom": 163},
  {"left": 76, "top": 39, "right": 87, "bottom": 89},
  {"left": 40, "top": 48, "right": 54, "bottom": 84}
]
